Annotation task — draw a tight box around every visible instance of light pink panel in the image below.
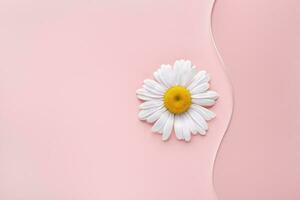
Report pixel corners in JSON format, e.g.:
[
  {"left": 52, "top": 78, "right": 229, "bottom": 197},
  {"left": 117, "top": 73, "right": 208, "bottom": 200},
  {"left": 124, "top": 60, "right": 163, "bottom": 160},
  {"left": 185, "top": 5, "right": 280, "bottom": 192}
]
[
  {"left": 213, "top": 0, "right": 300, "bottom": 199},
  {"left": 0, "top": 0, "right": 232, "bottom": 200}
]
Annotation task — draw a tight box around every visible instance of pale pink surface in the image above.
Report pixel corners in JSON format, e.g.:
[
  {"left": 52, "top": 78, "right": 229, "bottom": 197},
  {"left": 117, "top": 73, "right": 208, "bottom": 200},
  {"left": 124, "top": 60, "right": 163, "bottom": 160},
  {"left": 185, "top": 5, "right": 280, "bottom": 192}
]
[
  {"left": 0, "top": 0, "right": 233, "bottom": 199},
  {"left": 213, "top": 0, "right": 300, "bottom": 199}
]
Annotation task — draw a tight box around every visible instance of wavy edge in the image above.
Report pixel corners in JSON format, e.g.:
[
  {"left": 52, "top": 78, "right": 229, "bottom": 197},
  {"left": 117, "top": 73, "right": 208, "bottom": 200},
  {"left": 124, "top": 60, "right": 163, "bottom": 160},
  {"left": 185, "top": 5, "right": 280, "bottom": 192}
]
[{"left": 209, "top": 0, "right": 235, "bottom": 199}]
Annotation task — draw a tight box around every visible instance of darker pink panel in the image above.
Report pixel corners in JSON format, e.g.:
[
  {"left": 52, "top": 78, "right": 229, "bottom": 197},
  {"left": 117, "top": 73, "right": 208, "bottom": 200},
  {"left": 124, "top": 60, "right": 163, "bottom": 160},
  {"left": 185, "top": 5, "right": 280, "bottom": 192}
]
[{"left": 213, "top": 0, "right": 300, "bottom": 199}]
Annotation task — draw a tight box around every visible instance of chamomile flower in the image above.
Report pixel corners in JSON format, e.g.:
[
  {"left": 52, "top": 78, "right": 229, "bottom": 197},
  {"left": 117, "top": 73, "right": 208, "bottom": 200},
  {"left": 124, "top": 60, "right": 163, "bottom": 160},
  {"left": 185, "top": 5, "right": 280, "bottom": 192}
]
[{"left": 136, "top": 60, "right": 218, "bottom": 142}]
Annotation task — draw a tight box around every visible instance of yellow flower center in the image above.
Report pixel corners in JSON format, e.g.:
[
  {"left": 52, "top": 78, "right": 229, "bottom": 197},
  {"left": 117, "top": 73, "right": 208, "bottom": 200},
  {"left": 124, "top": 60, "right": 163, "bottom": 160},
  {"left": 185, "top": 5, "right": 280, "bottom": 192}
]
[{"left": 163, "top": 86, "right": 192, "bottom": 114}]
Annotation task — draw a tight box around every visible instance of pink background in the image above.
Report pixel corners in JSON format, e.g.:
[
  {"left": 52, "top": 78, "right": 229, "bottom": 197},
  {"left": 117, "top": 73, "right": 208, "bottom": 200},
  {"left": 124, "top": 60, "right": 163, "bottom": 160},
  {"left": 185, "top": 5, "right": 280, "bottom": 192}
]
[{"left": 0, "top": 0, "right": 299, "bottom": 199}]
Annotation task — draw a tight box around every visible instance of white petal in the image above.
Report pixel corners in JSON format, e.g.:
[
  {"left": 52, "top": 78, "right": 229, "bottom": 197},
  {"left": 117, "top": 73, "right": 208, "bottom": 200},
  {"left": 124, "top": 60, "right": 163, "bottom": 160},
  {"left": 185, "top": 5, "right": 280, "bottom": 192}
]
[
  {"left": 181, "top": 67, "right": 197, "bottom": 87},
  {"left": 162, "top": 113, "right": 174, "bottom": 141},
  {"left": 137, "top": 94, "right": 156, "bottom": 101},
  {"left": 151, "top": 111, "right": 169, "bottom": 134},
  {"left": 190, "top": 83, "right": 210, "bottom": 95},
  {"left": 188, "top": 108, "right": 208, "bottom": 130},
  {"left": 143, "top": 82, "right": 166, "bottom": 95},
  {"left": 182, "top": 115, "right": 191, "bottom": 141},
  {"left": 174, "top": 59, "right": 185, "bottom": 71},
  {"left": 174, "top": 60, "right": 185, "bottom": 85},
  {"left": 144, "top": 79, "right": 166, "bottom": 92},
  {"left": 187, "top": 71, "right": 210, "bottom": 90},
  {"left": 174, "top": 115, "right": 184, "bottom": 140},
  {"left": 166, "top": 65, "right": 176, "bottom": 86},
  {"left": 157, "top": 68, "right": 169, "bottom": 88},
  {"left": 192, "top": 91, "right": 219, "bottom": 100},
  {"left": 183, "top": 113, "right": 198, "bottom": 135},
  {"left": 138, "top": 106, "right": 163, "bottom": 120},
  {"left": 179, "top": 60, "right": 197, "bottom": 86},
  {"left": 173, "top": 60, "right": 197, "bottom": 87},
  {"left": 146, "top": 107, "right": 167, "bottom": 123},
  {"left": 180, "top": 68, "right": 196, "bottom": 86},
  {"left": 180, "top": 60, "right": 192, "bottom": 74},
  {"left": 143, "top": 85, "right": 163, "bottom": 96},
  {"left": 136, "top": 88, "right": 163, "bottom": 98},
  {"left": 192, "top": 98, "right": 216, "bottom": 107},
  {"left": 183, "top": 60, "right": 192, "bottom": 68},
  {"left": 153, "top": 66, "right": 173, "bottom": 88},
  {"left": 191, "top": 104, "right": 216, "bottom": 121},
  {"left": 187, "top": 111, "right": 206, "bottom": 135},
  {"left": 160, "top": 64, "right": 175, "bottom": 87},
  {"left": 153, "top": 70, "right": 166, "bottom": 87},
  {"left": 139, "top": 100, "right": 163, "bottom": 110}
]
